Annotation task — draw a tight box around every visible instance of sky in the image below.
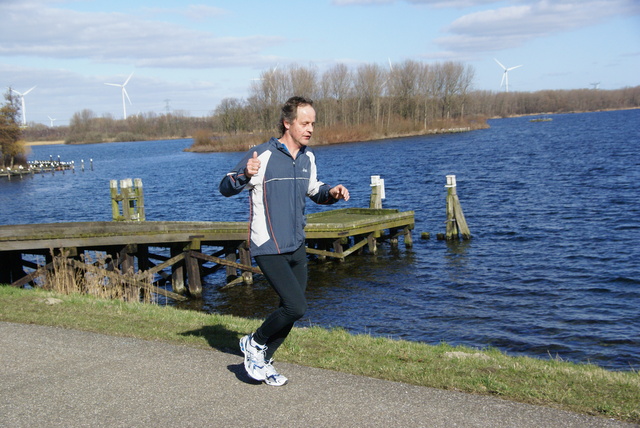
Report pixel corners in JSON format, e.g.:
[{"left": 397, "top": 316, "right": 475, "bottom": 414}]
[{"left": 1, "top": 0, "right": 639, "bottom": 126}]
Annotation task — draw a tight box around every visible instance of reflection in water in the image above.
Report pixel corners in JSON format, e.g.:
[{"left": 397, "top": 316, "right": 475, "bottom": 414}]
[{"left": 444, "top": 239, "right": 472, "bottom": 284}]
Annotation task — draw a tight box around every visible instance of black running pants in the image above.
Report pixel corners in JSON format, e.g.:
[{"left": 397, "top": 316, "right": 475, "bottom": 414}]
[{"left": 253, "top": 244, "right": 308, "bottom": 360}]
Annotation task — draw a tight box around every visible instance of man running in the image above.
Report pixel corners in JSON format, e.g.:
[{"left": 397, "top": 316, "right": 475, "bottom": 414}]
[{"left": 219, "top": 96, "right": 350, "bottom": 386}]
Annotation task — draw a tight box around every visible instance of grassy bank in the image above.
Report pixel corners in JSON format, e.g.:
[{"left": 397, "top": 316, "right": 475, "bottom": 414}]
[
  {"left": 0, "top": 285, "right": 637, "bottom": 423},
  {"left": 186, "top": 118, "right": 489, "bottom": 153}
]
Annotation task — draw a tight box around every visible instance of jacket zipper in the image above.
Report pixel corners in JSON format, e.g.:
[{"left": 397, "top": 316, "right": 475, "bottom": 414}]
[{"left": 292, "top": 158, "right": 297, "bottom": 243}]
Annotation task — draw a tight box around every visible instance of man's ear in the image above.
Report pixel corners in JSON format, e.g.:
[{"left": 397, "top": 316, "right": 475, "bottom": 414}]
[{"left": 283, "top": 120, "right": 291, "bottom": 131}]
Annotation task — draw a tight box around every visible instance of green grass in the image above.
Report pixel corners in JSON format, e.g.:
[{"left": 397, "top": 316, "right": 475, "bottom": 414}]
[{"left": 1, "top": 285, "right": 638, "bottom": 423}]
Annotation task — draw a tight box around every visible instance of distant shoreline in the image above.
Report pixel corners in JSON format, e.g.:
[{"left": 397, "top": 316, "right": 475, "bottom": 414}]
[
  {"left": 23, "top": 107, "right": 639, "bottom": 148},
  {"left": 25, "top": 140, "right": 65, "bottom": 146}
]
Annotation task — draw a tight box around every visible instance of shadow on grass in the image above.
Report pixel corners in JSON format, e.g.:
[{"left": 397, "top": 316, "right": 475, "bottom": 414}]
[{"left": 180, "top": 324, "right": 242, "bottom": 356}]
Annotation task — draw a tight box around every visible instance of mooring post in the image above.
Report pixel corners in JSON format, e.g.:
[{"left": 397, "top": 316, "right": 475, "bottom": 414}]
[
  {"left": 445, "top": 175, "right": 471, "bottom": 240},
  {"left": 370, "top": 175, "right": 385, "bottom": 209},
  {"left": 403, "top": 226, "right": 413, "bottom": 248}
]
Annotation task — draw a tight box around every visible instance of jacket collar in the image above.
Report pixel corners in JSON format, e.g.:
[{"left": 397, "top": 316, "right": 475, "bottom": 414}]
[{"left": 272, "top": 137, "right": 307, "bottom": 158}]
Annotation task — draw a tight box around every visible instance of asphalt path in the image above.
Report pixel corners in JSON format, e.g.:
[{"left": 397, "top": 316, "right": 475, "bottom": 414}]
[{"left": 0, "top": 322, "right": 635, "bottom": 427}]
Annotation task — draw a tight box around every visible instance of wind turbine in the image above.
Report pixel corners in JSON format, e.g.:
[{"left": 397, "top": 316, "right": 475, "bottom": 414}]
[
  {"left": 383, "top": 58, "right": 394, "bottom": 92},
  {"left": 252, "top": 63, "right": 279, "bottom": 92},
  {"left": 8, "top": 86, "right": 36, "bottom": 126},
  {"left": 494, "top": 59, "right": 522, "bottom": 93},
  {"left": 47, "top": 116, "right": 57, "bottom": 127},
  {"left": 105, "top": 72, "right": 133, "bottom": 119}
]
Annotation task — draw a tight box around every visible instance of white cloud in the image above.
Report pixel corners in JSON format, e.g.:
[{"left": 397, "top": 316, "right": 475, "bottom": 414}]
[
  {"left": 436, "top": 0, "right": 640, "bottom": 55},
  {"left": 332, "top": 0, "right": 506, "bottom": 7},
  {"left": 332, "top": 0, "right": 394, "bottom": 5},
  {"left": 0, "top": 2, "right": 283, "bottom": 68},
  {"left": 142, "top": 4, "right": 227, "bottom": 22},
  {"left": 183, "top": 4, "right": 227, "bottom": 21}
]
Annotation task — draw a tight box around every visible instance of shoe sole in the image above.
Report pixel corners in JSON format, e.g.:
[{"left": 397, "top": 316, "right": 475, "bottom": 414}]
[{"left": 264, "top": 376, "right": 288, "bottom": 386}]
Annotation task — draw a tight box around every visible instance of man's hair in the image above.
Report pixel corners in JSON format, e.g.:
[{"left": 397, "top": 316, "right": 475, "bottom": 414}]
[{"left": 278, "top": 96, "right": 314, "bottom": 136}]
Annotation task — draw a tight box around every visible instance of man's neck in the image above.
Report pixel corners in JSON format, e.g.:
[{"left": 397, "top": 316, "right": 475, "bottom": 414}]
[{"left": 278, "top": 136, "right": 301, "bottom": 159}]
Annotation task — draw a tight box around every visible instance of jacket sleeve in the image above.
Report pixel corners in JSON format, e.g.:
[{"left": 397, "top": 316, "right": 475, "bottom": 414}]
[
  {"left": 309, "top": 182, "right": 338, "bottom": 205},
  {"left": 306, "top": 151, "right": 338, "bottom": 205},
  {"left": 219, "top": 152, "right": 252, "bottom": 197}
]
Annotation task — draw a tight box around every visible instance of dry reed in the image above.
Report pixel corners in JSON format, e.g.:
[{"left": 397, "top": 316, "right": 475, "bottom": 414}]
[{"left": 41, "top": 250, "right": 154, "bottom": 303}]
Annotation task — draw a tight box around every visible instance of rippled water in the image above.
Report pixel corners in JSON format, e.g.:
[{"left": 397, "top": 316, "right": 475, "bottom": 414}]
[{"left": 2, "top": 109, "right": 638, "bottom": 370}]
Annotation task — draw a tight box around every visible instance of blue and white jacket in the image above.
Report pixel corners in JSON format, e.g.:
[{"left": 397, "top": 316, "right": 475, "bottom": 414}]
[{"left": 219, "top": 137, "right": 338, "bottom": 256}]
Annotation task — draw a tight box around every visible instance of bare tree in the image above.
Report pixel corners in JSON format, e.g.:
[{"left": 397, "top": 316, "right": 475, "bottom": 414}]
[
  {"left": 432, "top": 61, "right": 474, "bottom": 119},
  {"left": 215, "top": 98, "right": 247, "bottom": 134},
  {"left": 322, "top": 63, "right": 352, "bottom": 125},
  {"left": 353, "top": 63, "right": 386, "bottom": 126},
  {"left": 389, "top": 60, "right": 421, "bottom": 121},
  {"left": 289, "top": 64, "right": 319, "bottom": 100},
  {"left": 416, "top": 62, "right": 435, "bottom": 128},
  {"left": 248, "top": 66, "right": 291, "bottom": 130}
]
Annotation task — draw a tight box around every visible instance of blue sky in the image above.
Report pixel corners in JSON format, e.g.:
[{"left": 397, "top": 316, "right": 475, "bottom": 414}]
[{"left": 1, "top": 0, "right": 638, "bottom": 126}]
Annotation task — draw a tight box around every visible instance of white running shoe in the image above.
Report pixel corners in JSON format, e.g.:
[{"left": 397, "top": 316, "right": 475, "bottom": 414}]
[
  {"left": 264, "top": 359, "right": 288, "bottom": 386},
  {"left": 239, "top": 334, "right": 267, "bottom": 381}
]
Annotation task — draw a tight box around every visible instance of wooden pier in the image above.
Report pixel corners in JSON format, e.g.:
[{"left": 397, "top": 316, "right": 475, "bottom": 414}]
[
  {"left": 0, "top": 208, "right": 414, "bottom": 299},
  {"left": 0, "top": 158, "right": 82, "bottom": 180}
]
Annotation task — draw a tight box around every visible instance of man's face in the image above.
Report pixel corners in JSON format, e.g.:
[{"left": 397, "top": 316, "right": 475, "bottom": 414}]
[{"left": 285, "top": 105, "right": 316, "bottom": 148}]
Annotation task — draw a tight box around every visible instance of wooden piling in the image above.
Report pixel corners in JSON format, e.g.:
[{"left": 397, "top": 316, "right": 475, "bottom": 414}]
[
  {"left": 185, "top": 237, "right": 203, "bottom": 297},
  {"left": 445, "top": 175, "right": 471, "bottom": 240},
  {"left": 369, "top": 175, "right": 385, "bottom": 209},
  {"left": 111, "top": 178, "right": 145, "bottom": 221},
  {"left": 119, "top": 244, "right": 137, "bottom": 274},
  {"left": 170, "top": 244, "right": 186, "bottom": 295},
  {"left": 110, "top": 181, "right": 120, "bottom": 220},
  {"left": 133, "top": 178, "right": 145, "bottom": 221},
  {"left": 238, "top": 241, "right": 253, "bottom": 285}
]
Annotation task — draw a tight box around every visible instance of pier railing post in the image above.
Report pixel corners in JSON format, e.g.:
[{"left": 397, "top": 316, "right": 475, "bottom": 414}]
[
  {"left": 121, "top": 179, "right": 134, "bottom": 221},
  {"left": 445, "top": 175, "right": 471, "bottom": 240},
  {"left": 370, "top": 175, "right": 385, "bottom": 209},
  {"left": 133, "top": 178, "right": 145, "bottom": 221},
  {"left": 110, "top": 178, "right": 146, "bottom": 221}
]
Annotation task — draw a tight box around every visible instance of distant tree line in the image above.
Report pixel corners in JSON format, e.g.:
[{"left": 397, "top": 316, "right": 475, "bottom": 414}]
[{"left": 20, "top": 60, "right": 640, "bottom": 151}]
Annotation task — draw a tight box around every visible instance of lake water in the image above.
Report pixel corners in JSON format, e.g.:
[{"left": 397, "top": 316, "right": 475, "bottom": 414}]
[{"left": 1, "top": 109, "right": 638, "bottom": 371}]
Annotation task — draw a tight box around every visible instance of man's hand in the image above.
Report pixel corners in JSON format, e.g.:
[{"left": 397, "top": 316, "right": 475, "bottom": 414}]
[
  {"left": 330, "top": 184, "right": 350, "bottom": 201},
  {"left": 245, "top": 151, "right": 260, "bottom": 178}
]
